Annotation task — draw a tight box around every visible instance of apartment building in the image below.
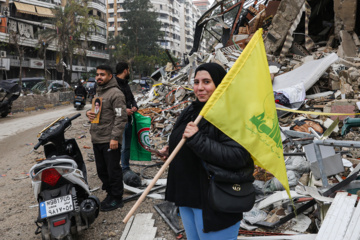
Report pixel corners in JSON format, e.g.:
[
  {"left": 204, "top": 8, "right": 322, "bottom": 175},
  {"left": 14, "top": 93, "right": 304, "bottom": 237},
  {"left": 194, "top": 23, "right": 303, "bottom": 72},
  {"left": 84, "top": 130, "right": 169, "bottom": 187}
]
[
  {"left": 193, "top": 0, "right": 210, "bottom": 15},
  {"left": 0, "top": 0, "right": 109, "bottom": 81},
  {"left": 180, "top": 0, "right": 203, "bottom": 54},
  {"left": 106, "top": 0, "right": 203, "bottom": 59}
]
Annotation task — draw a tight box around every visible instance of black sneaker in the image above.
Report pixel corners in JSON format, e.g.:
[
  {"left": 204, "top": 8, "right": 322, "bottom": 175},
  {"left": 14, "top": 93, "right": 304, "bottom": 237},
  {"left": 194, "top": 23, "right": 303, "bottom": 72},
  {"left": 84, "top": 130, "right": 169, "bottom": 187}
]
[
  {"left": 100, "top": 194, "right": 112, "bottom": 209},
  {"left": 100, "top": 196, "right": 124, "bottom": 212}
]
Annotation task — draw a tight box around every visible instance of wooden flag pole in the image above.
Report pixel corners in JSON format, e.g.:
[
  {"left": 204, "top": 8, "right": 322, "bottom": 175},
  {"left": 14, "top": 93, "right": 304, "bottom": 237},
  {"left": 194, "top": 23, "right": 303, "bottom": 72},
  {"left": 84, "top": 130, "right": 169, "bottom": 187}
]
[{"left": 123, "top": 115, "right": 203, "bottom": 223}]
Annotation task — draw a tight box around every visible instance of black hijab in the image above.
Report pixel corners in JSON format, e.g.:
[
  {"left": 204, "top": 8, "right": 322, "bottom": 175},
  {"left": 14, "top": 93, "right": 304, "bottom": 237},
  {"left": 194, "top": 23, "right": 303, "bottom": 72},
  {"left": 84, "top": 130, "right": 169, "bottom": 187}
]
[{"left": 194, "top": 63, "right": 227, "bottom": 87}]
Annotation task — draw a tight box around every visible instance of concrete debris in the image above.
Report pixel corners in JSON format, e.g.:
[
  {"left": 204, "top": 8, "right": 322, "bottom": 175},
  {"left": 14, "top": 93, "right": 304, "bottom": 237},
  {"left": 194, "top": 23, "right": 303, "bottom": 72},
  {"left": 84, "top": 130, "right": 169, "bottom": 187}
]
[{"left": 127, "top": 0, "right": 360, "bottom": 238}]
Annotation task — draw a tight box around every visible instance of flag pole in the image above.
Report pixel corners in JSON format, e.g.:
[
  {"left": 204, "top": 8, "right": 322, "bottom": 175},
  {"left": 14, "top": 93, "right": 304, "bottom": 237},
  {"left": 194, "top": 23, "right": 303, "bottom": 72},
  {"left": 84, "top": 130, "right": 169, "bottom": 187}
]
[{"left": 123, "top": 114, "right": 203, "bottom": 223}]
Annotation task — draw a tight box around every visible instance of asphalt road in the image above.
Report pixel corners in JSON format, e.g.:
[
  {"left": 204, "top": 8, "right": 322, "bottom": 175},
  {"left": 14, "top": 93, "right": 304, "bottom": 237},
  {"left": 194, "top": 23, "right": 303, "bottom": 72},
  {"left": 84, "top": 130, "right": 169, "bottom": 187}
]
[{"left": 0, "top": 105, "right": 86, "bottom": 142}]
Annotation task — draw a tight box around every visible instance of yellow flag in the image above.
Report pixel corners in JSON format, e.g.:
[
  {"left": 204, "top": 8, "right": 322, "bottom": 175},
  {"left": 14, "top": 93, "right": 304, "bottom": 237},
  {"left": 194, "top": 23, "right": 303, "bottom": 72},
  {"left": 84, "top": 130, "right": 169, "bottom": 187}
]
[{"left": 200, "top": 29, "right": 290, "bottom": 196}]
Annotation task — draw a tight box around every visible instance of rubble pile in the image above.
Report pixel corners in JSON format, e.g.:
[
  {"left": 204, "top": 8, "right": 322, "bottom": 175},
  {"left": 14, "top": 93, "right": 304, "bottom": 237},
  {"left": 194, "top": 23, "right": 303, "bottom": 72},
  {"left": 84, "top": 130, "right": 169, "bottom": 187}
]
[{"left": 130, "top": 0, "right": 360, "bottom": 238}]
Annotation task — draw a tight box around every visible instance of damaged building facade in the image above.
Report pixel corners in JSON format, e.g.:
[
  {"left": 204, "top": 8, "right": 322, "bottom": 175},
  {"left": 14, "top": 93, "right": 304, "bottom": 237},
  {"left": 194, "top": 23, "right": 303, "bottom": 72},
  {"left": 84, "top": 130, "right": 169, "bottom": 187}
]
[
  {"left": 0, "top": 0, "right": 109, "bottom": 81},
  {"left": 124, "top": 0, "right": 360, "bottom": 239}
]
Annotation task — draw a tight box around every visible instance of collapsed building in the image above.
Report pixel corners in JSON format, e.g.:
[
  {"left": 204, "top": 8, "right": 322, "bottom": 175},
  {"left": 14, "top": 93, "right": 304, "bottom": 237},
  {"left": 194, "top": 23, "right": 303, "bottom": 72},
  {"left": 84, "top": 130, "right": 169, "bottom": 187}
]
[{"left": 125, "top": 0, "right": 360, "bottom": 239}]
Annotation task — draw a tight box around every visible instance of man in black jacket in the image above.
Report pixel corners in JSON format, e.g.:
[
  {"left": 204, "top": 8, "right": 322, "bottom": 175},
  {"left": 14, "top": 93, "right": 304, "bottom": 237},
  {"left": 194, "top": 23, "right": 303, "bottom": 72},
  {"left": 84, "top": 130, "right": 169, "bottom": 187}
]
[
  {"left": 115, "top": 62, "right": 141, "bottom": 187},
  {"left": 75, "top": 79, "right": 87, "bottom": 99}
]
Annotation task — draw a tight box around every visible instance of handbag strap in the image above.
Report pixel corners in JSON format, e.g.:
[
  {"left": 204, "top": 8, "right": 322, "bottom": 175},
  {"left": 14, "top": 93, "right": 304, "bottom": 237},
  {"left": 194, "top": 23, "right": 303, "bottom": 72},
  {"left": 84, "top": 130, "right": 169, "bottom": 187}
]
[{"left": 200, "top": 159, "right": 213, "bottom": 178}]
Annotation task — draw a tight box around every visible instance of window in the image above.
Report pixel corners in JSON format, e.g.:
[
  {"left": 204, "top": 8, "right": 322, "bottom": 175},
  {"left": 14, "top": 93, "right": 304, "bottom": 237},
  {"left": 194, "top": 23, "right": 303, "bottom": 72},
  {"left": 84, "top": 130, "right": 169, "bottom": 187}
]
[
  {"left": 109, "top": 4, "right": 114, "bottom": 8},
  {"left": 160, "top": 5, "right": 162, "bottom": 10},
  {"left": 109, "top": 13, "right": 114, "bottom": 17}
]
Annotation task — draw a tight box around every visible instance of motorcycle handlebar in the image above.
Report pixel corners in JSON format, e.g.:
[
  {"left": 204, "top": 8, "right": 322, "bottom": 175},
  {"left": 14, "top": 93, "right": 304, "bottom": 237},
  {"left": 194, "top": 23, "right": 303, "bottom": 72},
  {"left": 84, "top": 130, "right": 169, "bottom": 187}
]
[
  {"left": 68, "top": 113, "right": 81, "bottom": 122},
  {"left": 34, "top": 141, "right": 42, "bottom": 150}
]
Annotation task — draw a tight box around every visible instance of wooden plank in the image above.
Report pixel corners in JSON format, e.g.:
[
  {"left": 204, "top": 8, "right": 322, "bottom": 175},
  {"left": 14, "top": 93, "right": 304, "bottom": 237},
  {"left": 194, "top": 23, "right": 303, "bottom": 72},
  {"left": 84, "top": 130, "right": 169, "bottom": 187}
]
[
  {"left": 316, "top": 192, "right": 347, "bottom": 240},
  {"left": 333, "top": 194, "right": 357, "bottom": 239},
  {"left": 316, "top": 192, "right": 357, "bottom": 240},
  {"left": 323, "top": 192, "right": 348, "bottom": 239},
  {"left": 344, "top": 195, "right": 360, "bottom": 240}
]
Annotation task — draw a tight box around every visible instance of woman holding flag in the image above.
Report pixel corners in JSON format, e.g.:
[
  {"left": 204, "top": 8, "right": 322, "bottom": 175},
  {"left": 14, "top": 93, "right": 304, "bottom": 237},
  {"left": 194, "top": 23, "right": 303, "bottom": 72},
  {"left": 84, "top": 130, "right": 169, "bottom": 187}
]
[{"left": 158, "top": 63, "right": 255, "bottom": 240}]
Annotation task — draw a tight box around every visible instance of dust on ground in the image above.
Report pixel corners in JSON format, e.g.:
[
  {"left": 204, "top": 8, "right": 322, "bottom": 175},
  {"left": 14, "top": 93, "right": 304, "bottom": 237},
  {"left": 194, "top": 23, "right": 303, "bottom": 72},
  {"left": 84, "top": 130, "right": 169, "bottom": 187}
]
[{"left": 0, "top": 106, "right": 180, "bottom": 240}]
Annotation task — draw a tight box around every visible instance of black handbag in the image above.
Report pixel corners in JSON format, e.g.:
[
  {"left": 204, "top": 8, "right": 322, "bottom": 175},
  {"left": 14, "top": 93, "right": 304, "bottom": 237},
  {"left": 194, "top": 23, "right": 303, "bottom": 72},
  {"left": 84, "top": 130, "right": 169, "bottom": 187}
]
[
  {"left": 208, "top": 178, "right": 255, "bottom": 213},
  {"left": 202, "top": 161, "right": 255, "bottom": 213}
]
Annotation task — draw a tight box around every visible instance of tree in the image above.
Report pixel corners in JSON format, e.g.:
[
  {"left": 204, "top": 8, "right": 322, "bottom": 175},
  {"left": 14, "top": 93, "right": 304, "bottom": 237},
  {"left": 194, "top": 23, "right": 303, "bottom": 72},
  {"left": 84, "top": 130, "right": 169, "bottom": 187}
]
[
  {"left": 121, "top": 0, "right": 163, "bottom": 57},
  {"left": 39, "top": 0, "right": 96, "bottom": 83},
  {"left": 9, "top": 31, "right": 25, "bottom": 88}
]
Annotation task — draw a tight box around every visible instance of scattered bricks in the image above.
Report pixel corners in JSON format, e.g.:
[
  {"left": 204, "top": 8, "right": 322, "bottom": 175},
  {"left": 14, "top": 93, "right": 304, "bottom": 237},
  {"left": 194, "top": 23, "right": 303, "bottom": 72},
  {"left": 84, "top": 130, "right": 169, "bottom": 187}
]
[
  {"left": 155, "top": 123, "right": 165, "bottom": 129},
  {"left": 331, "top": 80, "right": 341, "bottom": 90},
  {"left": 329, "top": 100, "right": 356, "bottom": 120},
  {"left": 138, "top": 108, "right": 162, "bottom": 117}
]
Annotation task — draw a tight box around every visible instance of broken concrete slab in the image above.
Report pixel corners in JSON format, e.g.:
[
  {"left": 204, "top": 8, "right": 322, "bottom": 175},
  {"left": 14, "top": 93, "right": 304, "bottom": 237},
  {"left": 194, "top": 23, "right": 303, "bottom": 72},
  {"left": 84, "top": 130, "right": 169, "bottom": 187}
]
[
  {"left": 256, "top": 190, "right": 306, "bottom": 210},
  {"left": 334, "top": 0, "right": 357, "bottom": 34},
  {"left": 338, "top": 31, "right": 357, "bottom": 59},
  {"left": 120, "top": 213, "right": 157, "bottom": 240}
]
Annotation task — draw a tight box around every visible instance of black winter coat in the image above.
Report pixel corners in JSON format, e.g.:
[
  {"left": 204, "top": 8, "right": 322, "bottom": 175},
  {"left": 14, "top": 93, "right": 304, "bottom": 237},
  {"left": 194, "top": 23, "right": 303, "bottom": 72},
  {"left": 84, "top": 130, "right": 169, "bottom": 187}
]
[
  {"left": 165, "top": 101, "right": 254, "bottom": 233},
  {"left": 115, "top": 76, "right": 138, "bottom": 122},
  {"left": 115, "top": 76, "right": 138, "bottom": 109},
  {"left": 75, "top": 85, "right": 87, "bottom": 98}
]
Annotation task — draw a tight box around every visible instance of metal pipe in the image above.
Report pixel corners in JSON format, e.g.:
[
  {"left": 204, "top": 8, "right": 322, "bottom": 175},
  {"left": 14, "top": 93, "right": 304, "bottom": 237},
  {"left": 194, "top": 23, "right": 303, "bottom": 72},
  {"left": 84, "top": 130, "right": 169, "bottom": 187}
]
[
  {"left": 313, "top": 139, "right": 360, "bottom": 148},
  {"left": 312, "top": 139, "right": 360, "bottom": 187}
]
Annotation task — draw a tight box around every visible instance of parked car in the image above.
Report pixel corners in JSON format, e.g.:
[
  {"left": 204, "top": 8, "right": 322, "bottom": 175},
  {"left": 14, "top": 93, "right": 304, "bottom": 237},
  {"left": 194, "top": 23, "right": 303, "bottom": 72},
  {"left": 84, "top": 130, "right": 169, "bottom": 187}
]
[
  {"left": 31, "top": 80, "right": 71, "bottom": 93},
  {"left": 131, "top": 77, "right": 154, "bottom": 90},
  {"left": 7, "top": 77, "right": 45, "bottom": 91}
]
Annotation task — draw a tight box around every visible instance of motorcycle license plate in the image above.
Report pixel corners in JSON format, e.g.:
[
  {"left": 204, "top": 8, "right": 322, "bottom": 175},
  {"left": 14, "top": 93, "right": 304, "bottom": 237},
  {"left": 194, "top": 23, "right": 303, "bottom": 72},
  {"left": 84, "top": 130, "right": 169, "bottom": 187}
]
[
  {"left": 40, "top": 195, "right": 74, "bottom": 219},
  {"left": 75, "top": 102, "right": 81, "bottom": 105}
]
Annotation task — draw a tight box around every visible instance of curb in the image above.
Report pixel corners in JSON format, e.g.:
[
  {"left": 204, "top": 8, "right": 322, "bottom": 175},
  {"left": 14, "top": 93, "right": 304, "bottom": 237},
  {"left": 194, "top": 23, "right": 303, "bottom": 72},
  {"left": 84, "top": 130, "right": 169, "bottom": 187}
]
[{"left": 12, "top": 102, "right": 72, "bottom": 114}]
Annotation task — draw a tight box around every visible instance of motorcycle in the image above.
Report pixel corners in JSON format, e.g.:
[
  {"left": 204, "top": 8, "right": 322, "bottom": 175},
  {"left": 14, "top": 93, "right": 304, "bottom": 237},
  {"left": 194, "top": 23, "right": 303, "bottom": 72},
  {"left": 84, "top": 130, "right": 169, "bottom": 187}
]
[
  {"left": 73, "top": 95, "right": 85, "bottom": 110},
  {"left": 0, "top": 80, "right": 21, "bottom": 117},
  {"left": 87, "top": 92, "right": 95, "bottom": 104},
  {"left": 29, "top": 114, "right": 99, "bottom": 240}
]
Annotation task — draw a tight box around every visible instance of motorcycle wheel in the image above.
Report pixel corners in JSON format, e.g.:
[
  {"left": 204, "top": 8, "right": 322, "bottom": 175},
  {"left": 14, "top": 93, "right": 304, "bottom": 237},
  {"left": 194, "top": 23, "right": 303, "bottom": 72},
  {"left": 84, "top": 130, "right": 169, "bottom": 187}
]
[{"left": 1, "top": 112, "right": 8, "bottom": 118}]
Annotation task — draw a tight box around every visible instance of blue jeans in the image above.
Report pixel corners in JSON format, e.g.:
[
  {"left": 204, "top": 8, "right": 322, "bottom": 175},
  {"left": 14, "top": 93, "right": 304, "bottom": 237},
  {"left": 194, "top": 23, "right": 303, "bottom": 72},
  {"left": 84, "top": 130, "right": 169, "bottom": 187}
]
[
  {"left": 121, "top": 122, "right": 132, "bottom": 171},
  {"left": 179, "top": 207, "right": 240, "bottom": 240}
]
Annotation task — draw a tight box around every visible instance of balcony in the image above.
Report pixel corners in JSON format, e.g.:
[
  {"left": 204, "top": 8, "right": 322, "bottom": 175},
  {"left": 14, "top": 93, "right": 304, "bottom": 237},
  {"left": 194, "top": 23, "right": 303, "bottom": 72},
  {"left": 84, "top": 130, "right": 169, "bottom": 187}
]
[
  {"left": 22, "top": 0, "right": 60, "bottom": 8},
  {"left": 88, "top": 1, "right": 106, "bottom": 14},
  {"left": 88, "top": 34, "right": 107, "bottom": 44},
  {"left": 89, "top": 0, "right": 106, "bottom": 8},
  {"left": 86, "top": 50, "right": 109, "bottom": 60}
]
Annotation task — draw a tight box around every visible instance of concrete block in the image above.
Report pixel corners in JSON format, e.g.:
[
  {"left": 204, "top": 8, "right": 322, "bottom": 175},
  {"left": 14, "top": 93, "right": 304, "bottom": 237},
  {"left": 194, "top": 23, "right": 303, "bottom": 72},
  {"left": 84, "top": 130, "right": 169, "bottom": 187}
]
[
  {"left": 334, "top": 0, "right": 357, "bottom": 34},
  {"left": 338, "top": 31, "right": 357, "bottom": 58}
]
